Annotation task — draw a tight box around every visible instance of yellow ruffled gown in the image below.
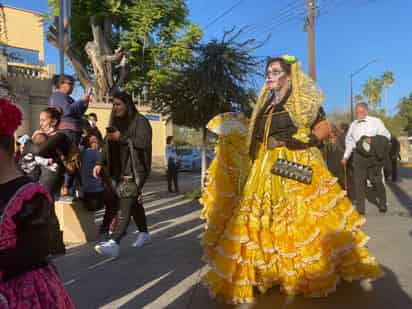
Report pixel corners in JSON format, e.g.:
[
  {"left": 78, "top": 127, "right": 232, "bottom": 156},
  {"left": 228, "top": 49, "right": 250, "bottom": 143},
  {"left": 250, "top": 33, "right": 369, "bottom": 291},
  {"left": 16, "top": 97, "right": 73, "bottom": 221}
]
[{"left": 201, "top": 113, "right": 383, "bottom": 304}]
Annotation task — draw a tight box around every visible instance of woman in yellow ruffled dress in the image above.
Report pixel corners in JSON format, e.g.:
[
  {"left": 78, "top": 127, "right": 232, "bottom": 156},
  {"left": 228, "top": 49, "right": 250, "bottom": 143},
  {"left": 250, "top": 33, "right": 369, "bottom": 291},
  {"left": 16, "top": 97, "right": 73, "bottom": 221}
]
[{"left": 200, "top": 55, "right": 383, "bottom": 304}]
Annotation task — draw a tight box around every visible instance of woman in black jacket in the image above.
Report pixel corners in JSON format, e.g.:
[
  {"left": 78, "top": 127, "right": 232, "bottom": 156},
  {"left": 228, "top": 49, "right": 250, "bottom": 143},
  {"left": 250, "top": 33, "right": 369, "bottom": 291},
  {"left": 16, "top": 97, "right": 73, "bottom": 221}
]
[{"left": 93, "top": 91, "right": 152, "bottom": 258}]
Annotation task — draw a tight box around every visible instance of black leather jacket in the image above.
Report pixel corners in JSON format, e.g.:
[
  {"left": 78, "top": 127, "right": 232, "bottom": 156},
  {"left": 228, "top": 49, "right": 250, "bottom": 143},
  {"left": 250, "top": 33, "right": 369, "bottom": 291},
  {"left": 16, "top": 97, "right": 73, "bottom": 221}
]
[{"left": 99, "top": 112, "right": 152, "bottom": 190}]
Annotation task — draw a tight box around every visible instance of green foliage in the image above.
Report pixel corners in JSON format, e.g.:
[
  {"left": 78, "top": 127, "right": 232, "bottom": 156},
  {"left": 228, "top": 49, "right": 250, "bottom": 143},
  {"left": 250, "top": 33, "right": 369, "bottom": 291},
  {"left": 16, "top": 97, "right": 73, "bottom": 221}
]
[
  {"left": 327, "top": 110, "right": 351, "bottom": 126},
  {"left": 369, "top": 109, "right": 405, "bottom": 136},
  {"left": 152, "top": 28, "right": 261, "bottom": 130},
  {"left": 354, "top": 94, "right": 363, "bottom": 104},
  {"left": 173, "top": 126, "right": 202, "bottom": 146},
  {"left": 382, "top": 71, "right": 395, "bottom": 88},
  {"left": 47, "top": 0, "right": 202, "bottom": 94},
  {"left": 398, "top": 93, "right": 412, "bottom": 136},
  {"left": 362, "top": 77, "right": 383, "bottom": 111}
]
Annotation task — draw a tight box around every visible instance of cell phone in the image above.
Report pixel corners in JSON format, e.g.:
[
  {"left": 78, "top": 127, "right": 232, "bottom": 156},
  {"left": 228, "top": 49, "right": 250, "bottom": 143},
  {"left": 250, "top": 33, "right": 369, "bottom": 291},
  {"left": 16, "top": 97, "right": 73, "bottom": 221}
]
[
  {"left": 87, "top": 87, "right": 94, "bottom": 96},
  {"left": 106, "top": 127, "right": 116, "bottom": 133}
]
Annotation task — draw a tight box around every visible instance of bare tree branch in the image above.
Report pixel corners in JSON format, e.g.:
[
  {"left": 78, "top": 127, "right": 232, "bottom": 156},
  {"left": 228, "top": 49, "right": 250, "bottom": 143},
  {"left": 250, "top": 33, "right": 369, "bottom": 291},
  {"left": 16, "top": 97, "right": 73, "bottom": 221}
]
[{"left": 47, "top": 24, "right": 92, "bottom": 90}]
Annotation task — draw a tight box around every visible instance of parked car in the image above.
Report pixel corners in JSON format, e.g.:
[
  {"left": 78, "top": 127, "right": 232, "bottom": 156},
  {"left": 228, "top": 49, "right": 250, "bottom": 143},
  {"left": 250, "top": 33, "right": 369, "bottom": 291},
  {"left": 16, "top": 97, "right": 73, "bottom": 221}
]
[{"left": 177, "top": 147, "right": 201, "bottom": 171}]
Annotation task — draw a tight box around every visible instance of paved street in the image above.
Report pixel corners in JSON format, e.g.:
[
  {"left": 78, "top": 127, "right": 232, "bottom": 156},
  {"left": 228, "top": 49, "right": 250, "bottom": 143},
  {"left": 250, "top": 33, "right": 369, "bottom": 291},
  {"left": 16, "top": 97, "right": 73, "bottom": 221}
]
[{"left": 55, "top": 169, "right": 412, "bottom": 309}]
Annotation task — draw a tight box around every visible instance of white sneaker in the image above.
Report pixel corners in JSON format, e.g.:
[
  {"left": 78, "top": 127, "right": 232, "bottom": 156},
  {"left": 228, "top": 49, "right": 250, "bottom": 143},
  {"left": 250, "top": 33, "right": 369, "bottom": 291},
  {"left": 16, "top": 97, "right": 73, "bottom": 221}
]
[
  {"left": 94, "top": 240, "right": 120, "bottom": 258},
  {"left": 131, "top": 232, "right": 151, "bottom": 248}
]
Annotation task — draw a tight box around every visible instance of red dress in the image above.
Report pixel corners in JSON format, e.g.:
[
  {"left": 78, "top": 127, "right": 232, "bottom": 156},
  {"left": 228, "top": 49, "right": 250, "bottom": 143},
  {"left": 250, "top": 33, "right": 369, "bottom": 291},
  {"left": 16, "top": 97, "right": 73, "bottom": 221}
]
[{"left": 0, "top": 178, "right": 75, "bottom": 309}]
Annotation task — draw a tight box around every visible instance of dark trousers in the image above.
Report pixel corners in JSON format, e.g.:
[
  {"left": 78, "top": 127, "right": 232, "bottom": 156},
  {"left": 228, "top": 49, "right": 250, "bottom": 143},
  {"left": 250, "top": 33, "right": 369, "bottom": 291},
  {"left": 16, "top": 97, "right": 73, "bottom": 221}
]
[
  {"left": 391, "top": 158, "right": 398, "bottom": 182},
  {"left": 111, "top": 196, "right": 148, "bottom": 243},
  {"left": 39, "top": 169, "right": 64, "bottom": 200},
  {"left": 83, "top": 191, "right": 104, "bottom": 212},
  {"left": 99, "top": 182, "right": 119, "bottom": 234},
  {"left": 167, "top": 163, "right": 179, "bottom": 192},
  {"left": 352, "top": 152, "right": 387, "bottom": 214}
]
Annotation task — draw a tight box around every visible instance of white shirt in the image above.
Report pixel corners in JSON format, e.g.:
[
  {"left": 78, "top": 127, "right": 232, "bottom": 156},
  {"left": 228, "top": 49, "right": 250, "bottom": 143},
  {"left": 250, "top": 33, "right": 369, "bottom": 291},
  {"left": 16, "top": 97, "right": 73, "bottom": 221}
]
[
  {"left": 165, "top": 144, "right": 178, "bottom": 165},
  {"left": 343, "top": 115, "right": 391, "bottom": 160}
]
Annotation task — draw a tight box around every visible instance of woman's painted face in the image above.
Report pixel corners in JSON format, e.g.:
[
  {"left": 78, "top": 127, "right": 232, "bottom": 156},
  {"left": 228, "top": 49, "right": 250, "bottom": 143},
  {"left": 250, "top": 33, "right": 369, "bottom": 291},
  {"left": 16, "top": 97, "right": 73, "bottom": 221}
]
[{"left": 265, "top": 61, "right": 290, "bottom": 92}]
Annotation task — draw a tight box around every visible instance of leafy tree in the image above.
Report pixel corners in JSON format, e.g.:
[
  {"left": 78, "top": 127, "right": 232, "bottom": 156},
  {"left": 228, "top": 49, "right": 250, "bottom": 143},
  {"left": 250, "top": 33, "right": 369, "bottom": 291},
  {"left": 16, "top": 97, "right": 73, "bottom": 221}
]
[
  {"left": 381, "top": 71, "right": 394, "bottom": 111},
  {"left": 362, "top": 77, "right": 383, "bottom": 111},
  {"left": 46, "top": 0, "right": 202, "bottom": 101},
  {"left": 354, "top": 94, "right": 363, "bottom": 104},
  {"left": 398, "top": 93, "right": 412, "bottom": 136},
  {"left": 173, "top": 126, "right": 202, "bottom": 147},
  {"left": 152, "top": 28, "right": 261, "bottom": 187}
]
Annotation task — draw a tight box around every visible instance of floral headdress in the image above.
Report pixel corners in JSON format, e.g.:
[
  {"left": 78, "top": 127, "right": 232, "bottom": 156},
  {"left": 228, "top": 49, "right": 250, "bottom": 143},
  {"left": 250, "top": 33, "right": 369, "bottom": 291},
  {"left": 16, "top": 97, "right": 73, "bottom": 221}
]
[
  {"left": 0, "top": 99, "right": 22, "bottom": 136},
  {"left": 247, "top": 54, "right": 323, "bottom": 157}
]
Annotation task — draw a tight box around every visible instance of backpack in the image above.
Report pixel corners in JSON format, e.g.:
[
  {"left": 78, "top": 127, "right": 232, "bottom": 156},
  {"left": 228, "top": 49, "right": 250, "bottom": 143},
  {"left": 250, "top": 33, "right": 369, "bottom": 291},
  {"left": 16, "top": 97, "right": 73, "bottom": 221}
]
[{"left": 58, "top": 141, "right": 82, "bottom": 175}]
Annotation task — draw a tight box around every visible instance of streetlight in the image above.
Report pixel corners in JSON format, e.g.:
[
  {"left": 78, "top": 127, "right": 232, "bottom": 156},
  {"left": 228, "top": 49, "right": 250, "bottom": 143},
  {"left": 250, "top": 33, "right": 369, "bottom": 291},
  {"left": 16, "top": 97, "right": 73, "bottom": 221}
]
[{"left": 350, "top": 58, "right": 379, "bottom": 121}]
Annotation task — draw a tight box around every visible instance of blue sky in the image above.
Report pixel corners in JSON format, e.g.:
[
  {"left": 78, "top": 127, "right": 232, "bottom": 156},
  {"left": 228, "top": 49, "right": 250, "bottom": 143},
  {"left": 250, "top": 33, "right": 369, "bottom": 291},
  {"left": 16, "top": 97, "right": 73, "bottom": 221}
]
[{"left": 4, "top": 0, "right": 412, "bottom": 115}]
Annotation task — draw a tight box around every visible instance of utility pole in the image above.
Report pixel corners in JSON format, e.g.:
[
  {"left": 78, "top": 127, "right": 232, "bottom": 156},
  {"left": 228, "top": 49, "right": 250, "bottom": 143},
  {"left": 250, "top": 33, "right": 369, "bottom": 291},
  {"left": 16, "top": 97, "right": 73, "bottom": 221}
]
[
  {"left": 58, "top": 0, "right": 65, "bottom": 79},
  {"left": 307, "top": 0, "right": 316, "bottom": 81}
]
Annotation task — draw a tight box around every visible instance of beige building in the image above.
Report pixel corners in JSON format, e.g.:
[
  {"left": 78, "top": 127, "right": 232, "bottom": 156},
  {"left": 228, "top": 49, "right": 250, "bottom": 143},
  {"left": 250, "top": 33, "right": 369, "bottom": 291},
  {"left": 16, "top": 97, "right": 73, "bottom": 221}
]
[
  {"left": 0, "top": 5, "right": 55, "bottom": 78},
  {"left": 1, "top": 4, "right": 170, "bottom": 170}
]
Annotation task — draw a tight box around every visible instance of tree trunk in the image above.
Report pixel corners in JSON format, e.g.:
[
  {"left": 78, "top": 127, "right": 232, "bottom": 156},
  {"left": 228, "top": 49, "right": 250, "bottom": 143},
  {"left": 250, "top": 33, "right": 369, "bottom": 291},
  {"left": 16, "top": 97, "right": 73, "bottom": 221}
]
[
  {"left": 201, "top": 126, "right": 208, "bottom": 189},
  {"left": 385, "top": 87, "right": 388, "bottom": 113},
  {"left": 47, "top": 16, "right": 128, "bottom": 102}
]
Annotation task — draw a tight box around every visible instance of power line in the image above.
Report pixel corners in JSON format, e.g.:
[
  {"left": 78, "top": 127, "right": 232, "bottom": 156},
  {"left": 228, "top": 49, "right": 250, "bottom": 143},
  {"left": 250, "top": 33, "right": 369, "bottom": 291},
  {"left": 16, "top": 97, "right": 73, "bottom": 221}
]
[
  {"left": 247, "top": 0, "right": 307, "bottom": 38},
  {"left": 247, "top": 0, "right": 306, "bottom": 34},
  {"left": 203, "top": 0, "right": 246, "bottom": 30},
  {"left": 317, "top": 0, "right": 379, "bottom": 19}
]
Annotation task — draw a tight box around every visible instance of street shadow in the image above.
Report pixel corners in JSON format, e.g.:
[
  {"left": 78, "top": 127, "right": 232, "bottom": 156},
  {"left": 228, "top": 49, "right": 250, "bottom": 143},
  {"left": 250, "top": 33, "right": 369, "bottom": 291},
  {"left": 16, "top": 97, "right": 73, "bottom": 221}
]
[
  {"left": 365, "top": 186, "right": 382, "bottom": 210},
  {"left": 173, "top": 265, "right": 411, "bottom": 309},
  {"left": 386, "top": 181, "right": 412, "bottom": 216},
  {"left": 397, "top": 166, "right": 412, "bottom": 180},
  {"left": 55, "top": 198, "right": 206, "bottom": 309}
]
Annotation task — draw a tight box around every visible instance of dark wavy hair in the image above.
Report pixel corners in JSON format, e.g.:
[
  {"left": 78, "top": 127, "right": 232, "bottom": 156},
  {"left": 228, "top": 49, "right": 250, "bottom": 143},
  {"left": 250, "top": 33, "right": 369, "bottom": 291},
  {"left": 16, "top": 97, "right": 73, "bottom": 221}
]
[
  {"left": 0, "top": 135, "right": 15, "bottom": 157},
  {"left": 109, "top": 91, "right": 138, "bottom": 131},
  {"left": 42, "top": 107, "right": 62, "bottom": 127}
]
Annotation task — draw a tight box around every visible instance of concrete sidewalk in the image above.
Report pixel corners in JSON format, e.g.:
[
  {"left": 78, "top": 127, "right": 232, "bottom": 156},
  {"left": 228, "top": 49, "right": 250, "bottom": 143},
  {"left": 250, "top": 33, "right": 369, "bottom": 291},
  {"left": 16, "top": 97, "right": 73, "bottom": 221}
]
[{"left": 55, "top": 169, "right": 412, "bottom": 309}]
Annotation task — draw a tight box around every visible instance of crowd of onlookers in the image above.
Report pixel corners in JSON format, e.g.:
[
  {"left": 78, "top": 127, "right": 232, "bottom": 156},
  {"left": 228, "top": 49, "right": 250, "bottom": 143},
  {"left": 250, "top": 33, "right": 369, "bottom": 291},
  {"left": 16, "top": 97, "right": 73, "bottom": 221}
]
[
  {"left": 13, "top": 74, "right": 155, "bottom": 259},
  {"left": 12, "top": 72, "right": 401, "bottom": 260},
  {"left": 14, "top": 75, "right": 118, "bottom": 238}
]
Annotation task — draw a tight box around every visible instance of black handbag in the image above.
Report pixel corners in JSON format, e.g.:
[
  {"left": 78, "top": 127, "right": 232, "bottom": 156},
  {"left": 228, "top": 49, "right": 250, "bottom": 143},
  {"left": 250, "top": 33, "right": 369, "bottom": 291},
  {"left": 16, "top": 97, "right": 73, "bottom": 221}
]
[
  {"left": 116, "top": 140, "right": 141, "bottom": 199},
  {"left": 271, "top": 158, "right": 313, "bottom": 184}
]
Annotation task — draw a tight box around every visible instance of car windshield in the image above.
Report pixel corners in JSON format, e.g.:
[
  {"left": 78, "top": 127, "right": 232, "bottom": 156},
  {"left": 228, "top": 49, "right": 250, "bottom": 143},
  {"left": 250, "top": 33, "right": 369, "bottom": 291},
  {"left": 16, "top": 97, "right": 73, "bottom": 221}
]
[{"left": 177, "top": 149, "right": 194, "bottom": 156}]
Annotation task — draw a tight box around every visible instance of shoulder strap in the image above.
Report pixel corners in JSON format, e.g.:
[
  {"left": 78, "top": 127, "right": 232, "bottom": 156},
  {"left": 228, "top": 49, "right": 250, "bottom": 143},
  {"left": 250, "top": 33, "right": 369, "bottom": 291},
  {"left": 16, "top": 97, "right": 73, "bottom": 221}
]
[{"left": 128, "top": 139, "right": 141, "bottom": 190}]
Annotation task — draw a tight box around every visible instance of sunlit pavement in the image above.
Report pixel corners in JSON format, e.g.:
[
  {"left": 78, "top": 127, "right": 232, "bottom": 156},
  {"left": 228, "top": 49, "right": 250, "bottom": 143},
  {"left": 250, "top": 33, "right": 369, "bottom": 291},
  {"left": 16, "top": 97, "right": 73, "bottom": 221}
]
[{"left": 55, "top": 169, "right": 412, "bottom": 308}]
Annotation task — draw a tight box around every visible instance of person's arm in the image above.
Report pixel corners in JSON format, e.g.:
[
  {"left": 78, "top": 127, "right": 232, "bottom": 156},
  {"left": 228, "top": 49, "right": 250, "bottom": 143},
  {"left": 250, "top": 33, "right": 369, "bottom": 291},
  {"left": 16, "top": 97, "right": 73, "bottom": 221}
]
[
  {"left": 0, "top": 194, "right": 51, "bottom": 274},
  {"left": 376, "top": 118, "right": 391, "bottom": 140},
  {"left": 68, "top": 98, "right": 89, "bottom": 116},
  {"left": 165, "top": 146, "right": 170, "bottom": 165},
  {"left": 282, "top": 107, "right": 327, "bottom": 149},
  {"left": 119, "top": 116, "right": 152, "bottom": 150},
  {"left": 343, "top": 123, "right": 355, "bottom": 160},
  {"left": 50, "top": 92, "right": 89, "bottom": 117}
]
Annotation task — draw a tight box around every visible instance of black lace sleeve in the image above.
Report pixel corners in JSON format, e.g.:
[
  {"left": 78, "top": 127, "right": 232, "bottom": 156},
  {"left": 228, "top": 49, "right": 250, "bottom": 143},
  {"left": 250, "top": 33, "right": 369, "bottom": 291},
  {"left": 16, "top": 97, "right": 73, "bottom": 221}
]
[
  {"left": 267, "top": 107, "right": 326, "bottom": 150},
  {"left": 0, "top": 194, "right": 52, "bottom": 279}
]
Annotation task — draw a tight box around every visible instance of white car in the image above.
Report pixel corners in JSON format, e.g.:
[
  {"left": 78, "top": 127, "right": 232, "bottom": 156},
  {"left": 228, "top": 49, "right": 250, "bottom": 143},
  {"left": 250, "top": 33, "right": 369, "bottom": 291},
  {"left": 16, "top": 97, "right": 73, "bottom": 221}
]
[{"left": 177, "top": 147, "right": 201, "bottom": 171}]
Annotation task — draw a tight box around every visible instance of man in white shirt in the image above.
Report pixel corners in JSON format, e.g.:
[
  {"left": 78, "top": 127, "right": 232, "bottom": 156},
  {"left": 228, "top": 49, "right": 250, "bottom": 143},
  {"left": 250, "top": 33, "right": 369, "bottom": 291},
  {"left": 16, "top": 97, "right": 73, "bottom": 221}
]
[{"left": 341, "top": 102, "right": 391, "bottom": 214}]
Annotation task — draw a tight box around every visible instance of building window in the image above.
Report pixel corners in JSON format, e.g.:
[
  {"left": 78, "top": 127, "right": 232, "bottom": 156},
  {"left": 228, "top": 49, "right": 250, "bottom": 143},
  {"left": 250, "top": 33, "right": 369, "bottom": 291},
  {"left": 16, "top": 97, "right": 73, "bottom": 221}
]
[{"left": 0, "top": 45, "right": 40, "bottom": 65}]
